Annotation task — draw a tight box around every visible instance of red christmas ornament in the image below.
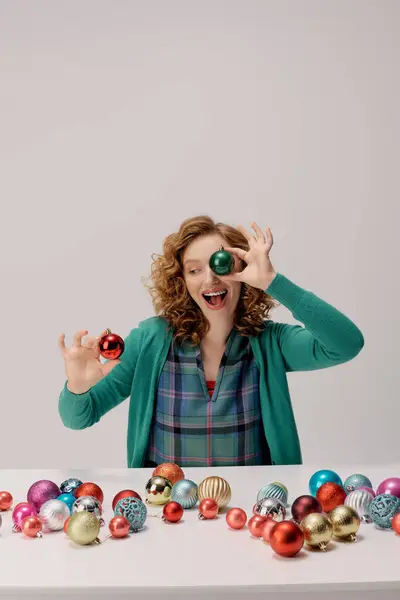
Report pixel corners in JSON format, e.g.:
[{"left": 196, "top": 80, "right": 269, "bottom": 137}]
[
  {"left": 226, "top": 508, "right": 247, "bottom": 530},
  {"left": 0, "top": 491, "right": 13, "bottom": 511},
  {"left": 248, "top": 514, "right": 268, "bottom": 537},
  {"left": 99, "top": 329, "right": 125, "bottom": 360},
  {"left": 112, "top": 489, "right": 142, "bottom": 511},
  {"left": 261, "top": 517, "right": 276, "bottom": 543},
  {"left": 64, "top": 516, "right": 70, "bottom": 533},
  {"left": 198, "top": 498, "right": 219, "bottom": 520},
  {"left": 74, "top": 482, "right": 104, "bottom": 504},
  {"left": 316, "top": 482, "right": 346, "bottom": 513},
  {"left": 162, "top": 501, "right": 184, "bottom": 523},
  {"left": 109, "top": 516, "right": 130, "bottom": 538},
  {"left": 153, "top": 463, "right": 185, "bottom": 486},
  {"left": 269, "top": 520, "right": 304, "bottom": 557},
  {"left": 291, "top": 495, "right": 322, "bottom": 523},
  {"left": 392, "top": 513, "right": 400, "bottom": 535},
  {"left": 21, "top": 516, "right": 43, "bottom": 538}
]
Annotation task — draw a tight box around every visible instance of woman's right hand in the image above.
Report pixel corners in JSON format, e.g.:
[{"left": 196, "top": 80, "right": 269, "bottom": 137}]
[{"left": 58, "top": 329, "right": 121, "bottom": 394}]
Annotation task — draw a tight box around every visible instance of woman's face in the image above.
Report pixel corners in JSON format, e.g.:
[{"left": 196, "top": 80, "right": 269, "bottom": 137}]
[{"left": 182, "top": 233, "right": 243, "bottom": 320}]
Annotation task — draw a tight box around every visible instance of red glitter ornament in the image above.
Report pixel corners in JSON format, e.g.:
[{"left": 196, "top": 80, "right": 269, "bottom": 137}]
[
  {"left": 74, "top": 482, "right": 104, "bottom": 504},
  {"left": 112, "top": 489, "right": 142, "bottom": 511},
  {"left": 153, "top": 463, "right": 185, "bottom": 486},
  {"left": 316, "top": 482, "right": 346, "bottom": 512}
]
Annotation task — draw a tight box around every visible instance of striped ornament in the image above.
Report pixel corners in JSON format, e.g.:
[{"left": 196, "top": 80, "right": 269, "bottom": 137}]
[{"left": 257, "top": 483, "right": 288, "bottom": 506}]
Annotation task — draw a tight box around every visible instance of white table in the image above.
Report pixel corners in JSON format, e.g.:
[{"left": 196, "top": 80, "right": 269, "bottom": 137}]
[{"left": 0, "top": 465, "right": 399, "bottom": 600}]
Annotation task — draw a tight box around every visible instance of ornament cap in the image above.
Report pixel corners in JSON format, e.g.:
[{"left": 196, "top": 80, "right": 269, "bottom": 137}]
[
  {"left": 319, "top": 542, "right": 327, "bottom": 551},
  {"left": 349, "top": 534, "right": 357, "bottom": 543},
  {"left": 105, "top": 328, "right": 111, "bottom": 335}
]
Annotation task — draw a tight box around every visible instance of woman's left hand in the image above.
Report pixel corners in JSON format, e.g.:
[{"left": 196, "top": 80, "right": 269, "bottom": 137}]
[{"left": 220, "top": 222, "right": 277, "bottom": 291}]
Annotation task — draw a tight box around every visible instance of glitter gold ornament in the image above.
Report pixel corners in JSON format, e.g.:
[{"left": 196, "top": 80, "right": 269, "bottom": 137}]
[
  {"left": 67, "top": 511, "right": 101, "bottom": 545},
  {"left": 328, "top": 505, "right": 361, "bottom": 542},
  {"left": 153, "top": 463, "right": 185, "bottom": 486},
  {"left": 74, "top": 482, "right": 104, "bottom": 504},
  {"left": 300, "top": 512, "right": 333, "bottom": 551},
  {"left": 72, "top": 495, "right": 104, "bottom": 525},
  {"left": 145, "top": 476, "right": 173, "bottom": 505},
  {"left": 198, "top": 476, "right": 231, "bottom": 509}
]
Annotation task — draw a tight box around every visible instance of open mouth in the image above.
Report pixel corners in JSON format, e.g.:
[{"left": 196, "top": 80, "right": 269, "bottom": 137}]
[{"left": 202, "top": 289, "right": 228, "bottom": 308}]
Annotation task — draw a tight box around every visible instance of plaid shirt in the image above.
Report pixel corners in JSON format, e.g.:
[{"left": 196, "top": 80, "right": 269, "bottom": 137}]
[{"left": 145, "top": 328, "right": 272, "bottom": 467}]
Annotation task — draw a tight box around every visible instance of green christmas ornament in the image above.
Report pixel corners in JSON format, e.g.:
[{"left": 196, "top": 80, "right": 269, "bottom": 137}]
[{"left": 209, "top": 246, "right": 235, "bottom": 276}]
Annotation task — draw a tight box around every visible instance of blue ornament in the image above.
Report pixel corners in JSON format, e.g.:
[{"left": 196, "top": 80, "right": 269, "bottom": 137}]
[
  {"left": 309, "top": 470, "right": 342, "bottom": 497},
  {"left": 171, "top": 479, "right": 198, "bottom": 509},
  {"left": 370, "top": 494, "right": 400, "bottom": 529},
  {"left": 60, "top": 478, "right": 83, "bottom": 495},
  {"left": 257, "top": 483, "right": 288, "bottom": 506},
  {"left": 57, "top": 493, "right": 75, "bottom": 514},
  {"left": 343, "top": 474, "right": 373, "bottom": 494},
  {"left": 114, "top": 496, "right": 147, "bottom": 532}
]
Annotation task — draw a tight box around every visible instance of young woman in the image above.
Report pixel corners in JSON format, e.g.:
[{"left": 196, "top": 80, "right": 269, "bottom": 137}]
[{"left": 58, "top": 216, "right": 364, "bottom": 468}]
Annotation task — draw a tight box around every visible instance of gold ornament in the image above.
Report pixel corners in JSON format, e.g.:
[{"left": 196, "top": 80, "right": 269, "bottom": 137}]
[
  {"left": 67, "top": 511, "right": 101, "bottom": 545},
  {"left": 300, "top": 512, "right": 333, "bottom": 551},
  {"left": 198, "top": 476, "right": 231, "bottom": 509},
  {"left": 145, "top": 476, "right": 173, "bottom": 505},
  {"left": 328, "top": 505, "right": 360, "bottom": 542}
]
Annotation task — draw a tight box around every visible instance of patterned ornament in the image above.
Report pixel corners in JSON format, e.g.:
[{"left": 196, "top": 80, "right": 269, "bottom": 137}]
[
  {"left": 300, "top": 513, "right": 333, "bottom": 551},
  {"left": 60, "top": 478, "right": 83, "bottom": 495},
  {"left": 67, "top": 511, "right": 101, "bottom": 545},
  {"left": 257, "top": 483, "right": 288, "bottom": 507},
  {"left": 114, "top": 496, "right": 147, "bottom": 532},
  {"left": 57, "top": 493, "right": 75, "bottom": 514},
  {"left": 198, "top": 476, "right": 231, "bottom": 509},
  {"left": 269, "top": 521, "right": 304, "bottom": 557},
  {"left": 343, "top": 474, "right": 373, "bottom": 494},
  {"left": 39, "top": 499, "right": 70, "bottom": 531},
  {"left": 0, "top": 491, "right": 13, "bottom": 511},
  {"left": 74, "top": 482, "right": 104, "bottom": 504},
  {"left": 254, "top": 497, "right": 286, "bottom": 521},
  {"left": 328, "top": 505, "right": 361, "bottom": 542},
  {"left": 309, "top": 470, "right": 342, "bottom": 497},
  {"left": 145, "top": 476, "right": 173, "bottom": 505},
  {"left": 73, "top": 496, "right": 104, "bottom": 525},
  {"left": 376, "top": 477, "right": 400, "bottom": 500},
  {"left": 99, "top": 329, "right": 125, "bottom": 360},
  {"left": 153, "top": 463, "right": 185, "bottom": 486},
  {"left": 291, "top": 495, "right": 322, "bottom": 523},
  {"left": 358, "top": 486, "right": 376, "bottom": 498},
  {"left": 12, "top": 502, "right": 37, "bottom": 532},
  {"left": 112, "top": 489, "right": 142, "bottom": 511},
  {"left": 171, "top": 479, "right": 198, "bottom": 509},
  {"left": 27, "top": 480, "right": 61, "bottom": 512},
  {"left": 21, "top": 515, "right": 43, "bottom": 538},
  {"left": 370, "top": 494, "right": 400, "bottom": 529},
  {"left": 316, "top": 482, "right": 346, "bottom": 512},
  {"left": 345, "top": 489, "right": 374, "bottom": 523}
]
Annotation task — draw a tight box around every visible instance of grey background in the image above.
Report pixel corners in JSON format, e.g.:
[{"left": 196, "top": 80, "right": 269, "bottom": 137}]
[{"left": 1, "top": 0, "right": 398, "bottom": 468}]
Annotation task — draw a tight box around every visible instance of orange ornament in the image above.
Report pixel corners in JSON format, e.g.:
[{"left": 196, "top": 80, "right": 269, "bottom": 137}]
[
  {"left": 316, "top": 482, "right": 346, "bottom": 512},
  {"left": 392, "top": 513, "right": 400, "bottom": 535},
  {"left": 0, "top": 491, "right": 13, "bottom": 511},
  {"left": 112, "top": 489, "right": 142, "bottom": 511},
  {"left": 64, "top": 516, "right": 70, "bottom": 533},
  {"left": 153, "top": 463, "right": 185, "bottom": 486},
  {"left": 261, "top": 517, "right": 276, "bottom": 543},
  {"left": 74, "top": 482, "right": 104, "bottom": 504},
  {"left": 226, "top": 508, "right": 247, "bottom": 530},
  {"left": 269, "top": 520, "right": 304, "bottom": 557},
  {"left": 109, "top": 516, "right": 130, "bottom": 538},
  {"left": 198, "top": 498, "right": 219, "bottom": 520},
  {"left": 21, "top": 516, "right": 43, "bottom": 538},
  {"left": 248, "top": 514, "right": 268, "bottom": 537},
  {"left": 163, "top": 501, "right": 184, "bottom": 523}
]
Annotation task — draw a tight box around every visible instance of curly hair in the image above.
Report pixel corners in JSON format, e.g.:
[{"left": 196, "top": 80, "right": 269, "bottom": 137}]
[{"left": 143, "top": 215, "right": 279, "bottom": 346}]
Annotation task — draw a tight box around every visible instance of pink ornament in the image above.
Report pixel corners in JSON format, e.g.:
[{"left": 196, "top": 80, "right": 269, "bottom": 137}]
[
  {"left": 27, "top": 480, "right": 61, "bottom": 512},
  {"left": 376, "top": 478, "right": 400, "bottom": 500},
  {"left": 12, "top": 502, "right": 37, "bottom": 532},
  {"left": 358, "top": 486, "right": 376, "bottom": 498}
]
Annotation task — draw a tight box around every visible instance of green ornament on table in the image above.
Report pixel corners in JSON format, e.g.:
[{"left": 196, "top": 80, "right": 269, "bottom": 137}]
[{"left": 209, "top": 246, "right": 235, "bottom": 276}]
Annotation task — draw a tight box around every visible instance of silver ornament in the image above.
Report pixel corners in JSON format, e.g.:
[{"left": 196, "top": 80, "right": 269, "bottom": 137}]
[
  {"left": 257, "top": 483, "right": 288, "bottom": 506},
  {"left": 171, "top": 479, "right": 198, "bottom": 509},
  {"left": 254, "top": 497, "right": 286, "bottom": 521},
  {"left": 345, "top": 489, "right": 374, "bottom": 523},
  {"left": 38, "top": 499, "right": 70, "bottom": 531},
  {"left": 73, "top": 495, "right": 104, "bottom": 525},
  {"left": 60, "top": 477, "right": 83, "bottom": 494}
]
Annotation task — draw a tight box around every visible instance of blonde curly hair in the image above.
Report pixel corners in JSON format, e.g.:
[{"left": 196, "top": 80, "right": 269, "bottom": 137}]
[{"left": 143, "top": 215, "right": 278, "bottom": 345}]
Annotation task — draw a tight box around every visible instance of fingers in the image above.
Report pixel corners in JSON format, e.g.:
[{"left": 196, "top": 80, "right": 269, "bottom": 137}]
[
  {"left": 58, "top": 333, "right": 66, "bottom": 354},
  {"left": 73, "top": 330, "right": 88, "bottom": 348},
  {"left": 224, "top": 246, "right": 247, "bottom": 261},
  {"left": 251, "top": 221, "right": 266, "bottom": 242},
  {"left": 266, "top": 227, "right": 274, "bottom": 248}
]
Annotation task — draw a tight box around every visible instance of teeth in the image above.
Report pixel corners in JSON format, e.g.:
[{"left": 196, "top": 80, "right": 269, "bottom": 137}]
[{"left": 203, "top": 290, "right": 227, "bottom": 297}]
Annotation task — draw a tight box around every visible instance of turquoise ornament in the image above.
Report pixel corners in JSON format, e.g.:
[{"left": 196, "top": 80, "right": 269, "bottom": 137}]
[
  {"left": 309, "top": 470, "right": 342, "bottom": 497},
  {"left": 60, "top": 478, "right": 83, "bottom": 495},
  {"left": 257, "top": 483, "right": 288, "bottom": 507},
  {"left": 370, "top": 494, "right": 400, "bottom": 529},
  {"left": 171, "top": 479, "right": 198, "bottom": 509},
  {"left": 57, "top": 493, "right": 75, "bottom": 514},
  {"left": 343, "top": 474, "right": 373, "bottom": 494},
  {"left": 114, "top": 496, "right": 147, "bottom": 532}
]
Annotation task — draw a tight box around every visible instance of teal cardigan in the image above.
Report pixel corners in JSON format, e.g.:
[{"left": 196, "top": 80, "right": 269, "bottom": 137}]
[{"left": 58, "top": 273, "right": 364, "bottom": 467}]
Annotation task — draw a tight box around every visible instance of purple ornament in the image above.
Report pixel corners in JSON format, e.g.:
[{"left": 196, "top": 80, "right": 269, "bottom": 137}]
[
  {"left": 376, "top": 478, "right": 400, "bottom": 499},
  {"left": 12, "top": 502, "right": 37, "bottom": 532},
  {"left": 358, "top": 486, "right": 376, "bottom": 498},
  {"left": 27, "top": 479, "right": 61, "bottom": 512}
]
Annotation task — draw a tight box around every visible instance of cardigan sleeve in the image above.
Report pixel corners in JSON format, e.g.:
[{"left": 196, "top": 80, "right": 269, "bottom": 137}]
[
  {"left": 266, "top": 273, "right": 364, "bottom": 372},
  {"left": 58, "top": 326, "right": 143, "bottom": 429}
]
